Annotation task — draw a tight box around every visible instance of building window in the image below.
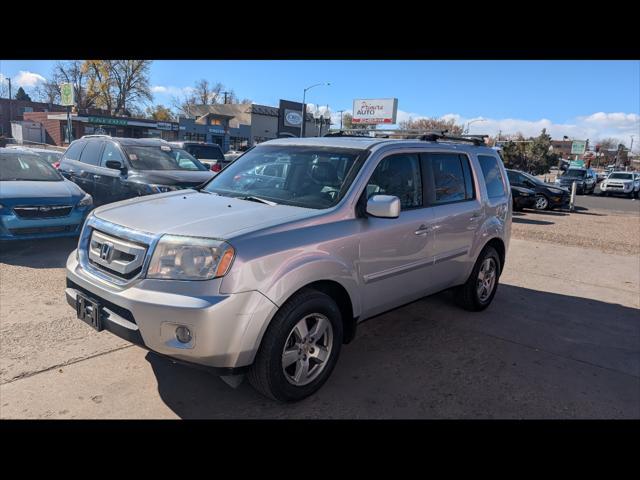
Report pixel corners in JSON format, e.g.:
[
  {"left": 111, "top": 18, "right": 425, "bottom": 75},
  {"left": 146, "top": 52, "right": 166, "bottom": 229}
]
[
  {"left": 184, "top": 132, "right": 207, "bottom": 142},
  {"left": 230, "top": 136, "right": 249, "bottom": 150}
]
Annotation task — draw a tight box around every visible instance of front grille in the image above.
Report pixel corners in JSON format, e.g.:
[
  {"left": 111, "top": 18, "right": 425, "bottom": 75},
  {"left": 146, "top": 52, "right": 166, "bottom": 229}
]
[
  {"left": 9, "top": 225, "right": 75, "bottom": 235},
  {"left": 13, "top": 205, "right": 73, "bottom": 219},
  {"left": 87, "top": 229, "right": 148, "bottom": 281}
]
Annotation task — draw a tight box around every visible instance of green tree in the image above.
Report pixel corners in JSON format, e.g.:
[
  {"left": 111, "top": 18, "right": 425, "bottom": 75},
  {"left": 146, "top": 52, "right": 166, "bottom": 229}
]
[
  {"left": 526, "top": 128, "right": 558, "bottom": 174},
  {"left": 15, "top": 87, "right": 31, "bottom": 101}
]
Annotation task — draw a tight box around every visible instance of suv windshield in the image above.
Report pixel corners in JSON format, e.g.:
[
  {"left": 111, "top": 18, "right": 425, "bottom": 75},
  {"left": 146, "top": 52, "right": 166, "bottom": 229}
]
[
  {"left": 203, "top": 144, "right": 364, "bottom": 209},
  {"left": 0, "top": 152, "right": 63, "bottom": 181},
  {"left": 608, "top": 173, "right": 633, "bottom": 180},
  {"left": 185, "top": 145, "right": 224, "bottom": 161},
  {"left": 124, "top": 146, "right": 208, "bottom": 171},
  {"left": 563, "top": 169, "right": 586, "bottom": 178}
]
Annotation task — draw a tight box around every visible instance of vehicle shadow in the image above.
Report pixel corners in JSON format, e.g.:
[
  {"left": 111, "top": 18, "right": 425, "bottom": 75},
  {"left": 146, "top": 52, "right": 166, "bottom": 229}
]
[
  {"left": 0, "top": 237, "right": 78, "bottom": 268},
  {"left": 148, "top": 284, "right": 640, "bottom": 419},
  {"left": 524, "top": 210, "right": 568, "bottom": 216},
  {"left": 512, "top": 217, "right": 554, "bottom": 225}
]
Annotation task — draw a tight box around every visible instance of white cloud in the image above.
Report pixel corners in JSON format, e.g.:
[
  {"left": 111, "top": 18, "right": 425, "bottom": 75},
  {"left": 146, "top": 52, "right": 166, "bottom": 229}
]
[
  {"left": 13, "top": 70, "right": 46, "bottom": 88},
  {"left": 151, "top": 85, "right": 195, "bottom": 97},
  {"left": 382, "top": 109, "right": 640, "bottom": 152}
]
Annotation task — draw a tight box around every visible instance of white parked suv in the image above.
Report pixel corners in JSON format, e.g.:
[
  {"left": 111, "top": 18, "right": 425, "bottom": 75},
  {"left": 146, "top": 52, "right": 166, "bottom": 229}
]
[{"left": 600, "top": 171, "right": 640, "bottom": 198}]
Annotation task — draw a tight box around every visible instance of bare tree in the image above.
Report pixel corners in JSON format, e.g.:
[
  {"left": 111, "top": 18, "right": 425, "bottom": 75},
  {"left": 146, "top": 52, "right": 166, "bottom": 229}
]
[
  {"left": 398, "top": 117, "right": 464, "bottom": 135},
  {"left": 110, "top": 60, "right": 153, "bottom": 114},
  {"left": 32, "top": 81, "right": 61, "bottom": 104},
  {"left": 193, "top": 79, "right": 224, "bottom": 104}
]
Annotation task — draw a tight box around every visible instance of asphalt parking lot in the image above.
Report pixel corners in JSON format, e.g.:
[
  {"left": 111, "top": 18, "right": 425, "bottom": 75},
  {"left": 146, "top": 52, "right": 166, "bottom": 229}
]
[{"left": 1, "top": 196, "right": 639, "bottom": 419}]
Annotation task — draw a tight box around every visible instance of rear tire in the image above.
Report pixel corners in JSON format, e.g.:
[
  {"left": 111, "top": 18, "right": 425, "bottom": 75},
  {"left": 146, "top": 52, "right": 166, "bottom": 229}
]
[
  {"left": 455, "top": 246, "right": 501, "bottom": 312},
  {"left": 247, "top": 288, "right": 343, "bottom": 402}
]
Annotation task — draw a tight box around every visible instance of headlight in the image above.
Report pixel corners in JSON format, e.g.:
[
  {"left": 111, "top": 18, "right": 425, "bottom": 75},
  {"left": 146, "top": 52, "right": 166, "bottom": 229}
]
[
  {"left": 147, "top": 235, "right": 235, "bottom": 280},
  {"left": 147, "top": 184, "right": 179, "bottom": 194},
  {"left": 78, "top": 193, "right": 93, "bottom": 207}
]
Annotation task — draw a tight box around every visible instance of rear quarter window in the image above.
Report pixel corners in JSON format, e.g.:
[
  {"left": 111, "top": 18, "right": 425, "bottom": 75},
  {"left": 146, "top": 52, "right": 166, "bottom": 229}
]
[
  {"left": 62, "top": 141, "right": 86, "bottom": 161},
  {"left": 478, "top": 155, "right": 507, "bottom": 199}
]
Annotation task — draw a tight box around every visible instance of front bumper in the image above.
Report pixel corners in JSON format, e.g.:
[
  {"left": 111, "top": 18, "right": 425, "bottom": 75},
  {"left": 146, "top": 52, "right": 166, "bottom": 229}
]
[
  {"left": 65, "top": 251, "right": 278, "bottom": 371},
  {"left": 0, "top": 207, "right": 89, "bottom": 241},
  {"left": 601, "top": 184, "right": 633, "bottom": 194}
]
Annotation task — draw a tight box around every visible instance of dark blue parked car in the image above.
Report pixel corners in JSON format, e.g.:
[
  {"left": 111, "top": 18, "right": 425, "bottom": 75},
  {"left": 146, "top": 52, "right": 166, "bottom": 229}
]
[{"left": 0, "top": 147, "right": 93, "bottom": 241}]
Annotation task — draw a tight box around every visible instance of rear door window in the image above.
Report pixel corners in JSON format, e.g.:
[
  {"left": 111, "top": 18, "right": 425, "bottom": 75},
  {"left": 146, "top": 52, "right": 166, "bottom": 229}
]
[
  {"left": 100, "top": 142, "right": 126, "bottom": 167},
  {"left": 478, "top": 155, "right": 507, "bottom": 199},
  {"left": 422, "top": 153, "right": 475, "bottom": 205},
  {"left": 79, "top": 141, "right": 104, "bottom": 166}
]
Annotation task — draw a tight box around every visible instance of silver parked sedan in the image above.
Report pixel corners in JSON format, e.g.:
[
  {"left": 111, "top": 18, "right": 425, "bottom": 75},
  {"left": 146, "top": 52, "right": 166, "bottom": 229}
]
[{"left": 65, "top": 135, "right": 512, "bottom": 401}]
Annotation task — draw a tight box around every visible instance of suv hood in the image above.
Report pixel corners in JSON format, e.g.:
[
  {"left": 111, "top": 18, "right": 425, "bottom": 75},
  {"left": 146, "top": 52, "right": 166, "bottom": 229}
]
[
  {"left": 129, "top": 170, "right": 215, "bottom": 188},
  {"left": 93, "top": 190, "right": 319, "bottom": 239}
]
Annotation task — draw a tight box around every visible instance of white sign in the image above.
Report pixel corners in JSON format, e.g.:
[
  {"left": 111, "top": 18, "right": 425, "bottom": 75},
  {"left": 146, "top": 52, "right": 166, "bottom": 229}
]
[
  {"left": 284, "top": 109, "right": 303, "bottom": 127},
  {"left": 352, "top": 98, "right": 398, "bottom": 125}
]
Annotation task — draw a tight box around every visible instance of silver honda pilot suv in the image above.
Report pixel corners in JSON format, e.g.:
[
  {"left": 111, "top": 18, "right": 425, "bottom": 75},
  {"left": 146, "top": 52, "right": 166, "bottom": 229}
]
[{"left": 66, "top": 136, "right": 512, "bottom": 401}]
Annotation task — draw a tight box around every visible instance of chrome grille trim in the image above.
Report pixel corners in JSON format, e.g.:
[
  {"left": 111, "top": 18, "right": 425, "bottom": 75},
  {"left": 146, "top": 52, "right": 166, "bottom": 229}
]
[
  {"left": 13, "top": 205, "right": 73, "bottom": 219},
  {"left": 88, "top": 230, "right": 147, "bottom": 275},
  {"left": 78, "top": 215, "right": 160, "bottom": 287}
]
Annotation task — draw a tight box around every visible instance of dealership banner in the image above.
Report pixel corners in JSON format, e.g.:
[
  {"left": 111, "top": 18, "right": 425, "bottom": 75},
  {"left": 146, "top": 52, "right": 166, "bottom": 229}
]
[
  {"left": 352, "top": 98, "right": 398, "bottom": 124},
  {"left": 278, "top": 99, "right": 306, "bottom": 137}
]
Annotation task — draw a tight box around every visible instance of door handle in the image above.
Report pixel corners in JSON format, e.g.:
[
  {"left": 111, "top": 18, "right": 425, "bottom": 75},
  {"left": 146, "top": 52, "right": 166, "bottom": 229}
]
[
  {"left": 414, "top": 224, "right": 430, "bottom": 236},
  {"left": 415, "top": 224, "right": 440, "bottom": 236}
]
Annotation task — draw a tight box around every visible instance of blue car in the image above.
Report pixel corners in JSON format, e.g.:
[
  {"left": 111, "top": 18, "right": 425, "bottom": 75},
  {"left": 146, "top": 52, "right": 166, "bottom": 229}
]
[{"left": 0, "top": 147, "right": 93, "bottom": 241}]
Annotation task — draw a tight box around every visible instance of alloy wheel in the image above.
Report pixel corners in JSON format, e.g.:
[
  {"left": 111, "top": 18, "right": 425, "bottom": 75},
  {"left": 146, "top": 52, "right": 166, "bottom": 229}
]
[
  {"left": 281, "top": 313, "right": 334, "bottom": 386},
  {"left": 476, "top": 257, "right": 497, "bottom": 303},
  {"left": 535, "top": 195, "right": 548, "bottom": 210}
]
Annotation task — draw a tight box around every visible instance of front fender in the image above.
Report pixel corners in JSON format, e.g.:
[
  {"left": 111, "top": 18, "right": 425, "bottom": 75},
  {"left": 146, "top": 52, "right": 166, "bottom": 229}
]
[{"left": 229, "top": 254, "right": 361, "bottom": 367}]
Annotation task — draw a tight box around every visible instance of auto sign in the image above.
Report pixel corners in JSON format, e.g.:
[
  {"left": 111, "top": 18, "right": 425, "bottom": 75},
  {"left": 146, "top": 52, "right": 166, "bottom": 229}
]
[{"left": 352, "top": 98, "right": 398, "bottom": 125}]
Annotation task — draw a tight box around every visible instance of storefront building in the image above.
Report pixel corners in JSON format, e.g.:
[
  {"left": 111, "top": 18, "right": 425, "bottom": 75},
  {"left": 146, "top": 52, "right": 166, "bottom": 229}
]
[{"left": 22, "top": 112, "right": 180, "bottom": 146}]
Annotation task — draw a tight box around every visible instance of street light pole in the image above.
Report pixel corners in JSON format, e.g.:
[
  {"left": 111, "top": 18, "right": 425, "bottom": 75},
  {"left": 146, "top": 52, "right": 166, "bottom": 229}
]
[
  {"left": 301, "top": 82, "right": 330, "bottom": 138},
  {"left": 337, "top": 109, "right": 345, "bottom": 130},
  {"left": 464, "top": 118, "right": 485, "bottom": 134}
]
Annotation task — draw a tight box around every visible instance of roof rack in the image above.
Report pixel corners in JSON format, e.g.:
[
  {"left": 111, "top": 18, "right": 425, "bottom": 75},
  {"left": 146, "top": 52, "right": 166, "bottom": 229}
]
[{"left": 324, "top": 129, "right": 488, "bottom": 146}]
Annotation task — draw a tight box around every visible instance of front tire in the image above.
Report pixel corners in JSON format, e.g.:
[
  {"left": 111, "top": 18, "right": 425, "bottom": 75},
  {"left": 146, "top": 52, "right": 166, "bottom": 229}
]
[
  {"left": 248, "top": 288, "right": 343, "bottom": 402},
  {"left": 534, "top": 194, "right": 549, "bottom": 210},
  {"left": 454, "top": 246, "right": 501, "bottom": 312}
]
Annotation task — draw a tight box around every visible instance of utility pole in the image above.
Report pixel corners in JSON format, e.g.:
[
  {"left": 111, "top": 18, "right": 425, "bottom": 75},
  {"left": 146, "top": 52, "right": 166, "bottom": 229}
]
[
  {"left": 337, "top": 109, "right": 345, "bottom": 130},
  {"left": 8, "top": 77, "right": 12, "bottom": 124}
]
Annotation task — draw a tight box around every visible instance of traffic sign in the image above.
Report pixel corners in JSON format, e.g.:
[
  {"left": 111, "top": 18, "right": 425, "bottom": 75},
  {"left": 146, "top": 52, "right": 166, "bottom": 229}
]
[
  {"left": 60, "top": 83, "right": 75, "bottom": 106},
  {"left": 570, "top": 140, "right": 586, "bottom": 155}
]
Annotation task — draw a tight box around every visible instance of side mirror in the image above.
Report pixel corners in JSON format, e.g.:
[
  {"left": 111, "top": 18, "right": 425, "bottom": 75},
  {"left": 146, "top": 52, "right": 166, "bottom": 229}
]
[
  {"left": 366, "top": 195, "right": 401, "bottom": 219},
  {"left": 106, "top": 160, "right": 126, "bottom": 173}
]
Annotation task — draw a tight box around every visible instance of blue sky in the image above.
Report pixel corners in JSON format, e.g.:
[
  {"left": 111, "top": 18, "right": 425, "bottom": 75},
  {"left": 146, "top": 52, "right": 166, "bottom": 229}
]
[{"left": 2, "top": 60, "right": 639, "bottom": 148}]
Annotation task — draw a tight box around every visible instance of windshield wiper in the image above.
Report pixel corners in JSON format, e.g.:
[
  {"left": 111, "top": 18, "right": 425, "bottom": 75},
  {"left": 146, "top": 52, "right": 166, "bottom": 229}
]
[{"left": 239, "top": 195, "right": 278, "bottom": 206}]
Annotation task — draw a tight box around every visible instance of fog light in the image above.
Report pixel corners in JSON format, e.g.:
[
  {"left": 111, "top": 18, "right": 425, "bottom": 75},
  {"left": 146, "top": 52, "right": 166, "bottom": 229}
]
[{"left": 175, "top": 326, "right": 192, "bottom": 344}]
